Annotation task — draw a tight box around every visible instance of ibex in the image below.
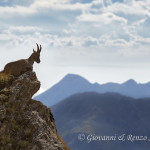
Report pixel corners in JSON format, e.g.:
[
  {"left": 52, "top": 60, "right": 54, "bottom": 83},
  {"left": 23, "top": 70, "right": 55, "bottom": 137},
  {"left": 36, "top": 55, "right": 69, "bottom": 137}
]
[{"left": 1, "top": 43, "right": 42, "bottom": 76}]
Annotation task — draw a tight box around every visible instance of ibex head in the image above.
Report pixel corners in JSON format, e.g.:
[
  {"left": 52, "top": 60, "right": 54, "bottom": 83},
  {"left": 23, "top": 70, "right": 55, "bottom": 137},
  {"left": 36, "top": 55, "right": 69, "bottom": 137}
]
[{"left": 33, "top": 43, "right": 42, "bottom": 63}]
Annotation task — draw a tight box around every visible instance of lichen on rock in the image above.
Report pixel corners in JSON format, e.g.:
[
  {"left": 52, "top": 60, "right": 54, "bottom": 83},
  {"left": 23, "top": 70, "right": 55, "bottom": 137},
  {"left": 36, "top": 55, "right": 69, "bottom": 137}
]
[{"left": 0, "top": 71, "right": 69, "bottom": 150}]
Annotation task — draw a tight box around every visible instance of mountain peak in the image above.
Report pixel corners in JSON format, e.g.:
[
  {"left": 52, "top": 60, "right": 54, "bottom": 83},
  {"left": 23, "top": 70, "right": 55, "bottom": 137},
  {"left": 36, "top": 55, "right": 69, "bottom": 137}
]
[
  {"left": 61, "top": 73, "right": 90, "bottom": 84},
  {"left": 124, "top": 79, "right": 137, "bottom": 85},
  {"left": 63, "top": 73, "right": 86, "bottom": 79},
  {"left": 35, "top": 73, "right": 92, "bottom": 106}
]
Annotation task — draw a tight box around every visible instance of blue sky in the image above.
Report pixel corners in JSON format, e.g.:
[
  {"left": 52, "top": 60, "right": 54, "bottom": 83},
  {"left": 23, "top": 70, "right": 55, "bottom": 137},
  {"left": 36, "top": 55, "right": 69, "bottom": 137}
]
[{"left": 0, "top": 0, "right": 150, "bottom": 93}]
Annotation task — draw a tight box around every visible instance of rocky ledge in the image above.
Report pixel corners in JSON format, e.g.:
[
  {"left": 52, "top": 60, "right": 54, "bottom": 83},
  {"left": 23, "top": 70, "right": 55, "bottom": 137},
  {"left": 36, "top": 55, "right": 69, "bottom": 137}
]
[{"left": 0, "top": 71, "right": 69, "bottom": 150}]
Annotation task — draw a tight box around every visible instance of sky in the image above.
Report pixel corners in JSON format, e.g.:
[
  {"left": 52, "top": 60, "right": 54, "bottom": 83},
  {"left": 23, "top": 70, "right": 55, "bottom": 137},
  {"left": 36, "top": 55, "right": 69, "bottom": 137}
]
[{"left": 0, "top": 0, "right": 150, "bottom": 93}]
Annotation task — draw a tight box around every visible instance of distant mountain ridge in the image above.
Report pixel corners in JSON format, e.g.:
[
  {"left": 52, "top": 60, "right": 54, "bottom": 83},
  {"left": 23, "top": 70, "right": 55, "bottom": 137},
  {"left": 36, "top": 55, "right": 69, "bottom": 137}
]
[
  {"left": 35, "top": 74, "right": 150, "bottom": 106},
  {"left": 52, "top": 92, "right": 150, "bottom": 150}
]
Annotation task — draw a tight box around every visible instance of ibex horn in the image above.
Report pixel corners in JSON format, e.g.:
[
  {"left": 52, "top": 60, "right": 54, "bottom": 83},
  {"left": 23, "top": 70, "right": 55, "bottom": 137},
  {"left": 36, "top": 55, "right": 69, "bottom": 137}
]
[
  {"left": 36, "top": 43, "right": 40, "bottom": 52},
  {"left": 39, "top": 45, "right": 42, "bottom": 52}
]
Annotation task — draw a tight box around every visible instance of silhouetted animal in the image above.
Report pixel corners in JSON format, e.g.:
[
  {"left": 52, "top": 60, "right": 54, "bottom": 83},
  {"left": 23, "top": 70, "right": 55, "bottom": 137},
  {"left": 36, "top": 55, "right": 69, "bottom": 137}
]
[{"left": 1, "top": 43, "right": 42, "bottom": 76}]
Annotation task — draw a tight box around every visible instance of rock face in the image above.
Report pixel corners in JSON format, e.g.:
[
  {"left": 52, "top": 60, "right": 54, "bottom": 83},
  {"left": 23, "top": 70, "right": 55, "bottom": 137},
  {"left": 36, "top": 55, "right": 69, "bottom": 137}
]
[{"left": 0, "top": 71, "right": 68, "bottom": 150}]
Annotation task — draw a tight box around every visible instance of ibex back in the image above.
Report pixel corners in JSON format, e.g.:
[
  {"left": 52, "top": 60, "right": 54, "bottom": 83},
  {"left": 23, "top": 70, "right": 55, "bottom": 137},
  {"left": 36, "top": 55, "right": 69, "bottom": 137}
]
[{"left": 1, "top": 43, "right": 42, "bottom": 76}]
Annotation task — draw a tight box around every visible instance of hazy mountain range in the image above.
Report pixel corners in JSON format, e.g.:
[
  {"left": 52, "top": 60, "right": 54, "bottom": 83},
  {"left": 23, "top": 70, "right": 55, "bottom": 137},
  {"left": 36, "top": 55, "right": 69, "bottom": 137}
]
[
  {"left": 35, "top": 74, "right": 150, "bottom": 106},
  {"left": 52, "top": 92, "right": 150, "bottom": 150}
]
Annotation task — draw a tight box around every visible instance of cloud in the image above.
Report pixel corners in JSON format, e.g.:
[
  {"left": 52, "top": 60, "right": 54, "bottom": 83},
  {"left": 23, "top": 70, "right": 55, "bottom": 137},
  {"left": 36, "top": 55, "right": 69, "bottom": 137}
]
[
  {"left": 106, "top": 0, "right": 150, "bottom": 16},
  {"left": 0, "top": 0, "right": 88, "bottom": 17},
  {"left": 1, "top": 0, "right": 150, "bottom": 88},
  {"left": 135, "top": 16, "right": 150, "bottom": 38},
  {"left": 0, "top": 0, "right": 33, "bottom": 7},
  {"left": 77, "top": 12, "right": 127, "bottom": 24},
  {"left": 3, "top": 26, "right": 43, "bottom": 34}
]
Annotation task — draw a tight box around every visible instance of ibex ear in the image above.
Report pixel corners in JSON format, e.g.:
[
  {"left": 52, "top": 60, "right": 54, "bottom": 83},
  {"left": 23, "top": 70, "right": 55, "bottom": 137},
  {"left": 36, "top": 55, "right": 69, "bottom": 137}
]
[{"left": 33, "top": 49, "right": 36, "bottom": 53}]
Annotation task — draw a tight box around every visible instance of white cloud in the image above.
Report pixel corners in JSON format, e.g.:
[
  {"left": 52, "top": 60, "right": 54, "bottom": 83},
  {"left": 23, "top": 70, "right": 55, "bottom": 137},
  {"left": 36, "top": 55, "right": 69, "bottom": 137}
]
[
  {"left": 0, "top": 5, "right": 35, "bottom": 16},
  {"left": 77, "top": 12, "right": 127, "bottom": 24},
  {"left": 105, "top": 0, "right": 150, "bottom": 16},
  {"left": 3, "top": 26, "right": 43, "bottom": 34},
  {"left": 0, "top": 0, "right": 89, "bottom": 17}
]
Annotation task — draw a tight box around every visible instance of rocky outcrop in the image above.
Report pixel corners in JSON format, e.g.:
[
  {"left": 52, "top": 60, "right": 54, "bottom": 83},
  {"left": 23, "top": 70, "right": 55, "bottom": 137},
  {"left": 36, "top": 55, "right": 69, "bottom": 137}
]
[{"left": 0, "top": 71, "right": 69, "bottom": 150}]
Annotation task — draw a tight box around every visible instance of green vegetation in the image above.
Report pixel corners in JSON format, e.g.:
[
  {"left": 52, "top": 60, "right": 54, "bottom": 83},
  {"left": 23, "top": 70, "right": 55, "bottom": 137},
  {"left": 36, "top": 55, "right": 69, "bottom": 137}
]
[
  {"left": 17, "top": 141, "right": 29, "bottom": 148},
  {"left": 11, "top": 120, "right": 19, "bottom": 131},
  {"left": 0, "top": 134, "right": 12, "bottom": 149},
  {"left": 0, "top": 73, "right": 14, "bottom": 91},
  {"left": 58, "top": 135, "right": 71, "bottom": 150},
  {"left": 0, "top": 135, "right": 12, "bottom": 145},
  {"left": 0, "top": 73, "right": 9, "bottom": 85}
]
